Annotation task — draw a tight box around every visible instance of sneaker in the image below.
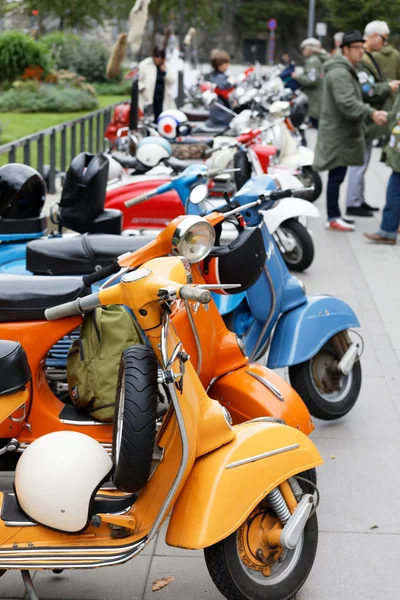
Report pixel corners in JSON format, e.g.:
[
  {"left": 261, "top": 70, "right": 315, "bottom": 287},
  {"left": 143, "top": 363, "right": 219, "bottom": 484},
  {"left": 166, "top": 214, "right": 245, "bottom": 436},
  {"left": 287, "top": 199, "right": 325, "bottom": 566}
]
[
  {"left": 346, "top": 206, "right": 373, "bottom": 217},
  {"left": 342, "top": 216, "right": 355, "bottom": 225},
  {"left": 361, "top": 202, "right": 379, "bottom": 212},
  {"left": 364, "top": 232, "right": 395, "bottom": 245},
  {"left": 326, "top": 218, "right": 355, "bottom": 231}
]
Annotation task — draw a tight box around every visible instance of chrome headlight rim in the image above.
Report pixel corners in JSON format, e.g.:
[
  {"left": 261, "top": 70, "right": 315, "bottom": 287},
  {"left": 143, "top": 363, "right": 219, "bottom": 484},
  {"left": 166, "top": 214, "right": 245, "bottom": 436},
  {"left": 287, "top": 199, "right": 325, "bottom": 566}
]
[{"left": 172, "top": 216, "right": 216, "bottom": 264}]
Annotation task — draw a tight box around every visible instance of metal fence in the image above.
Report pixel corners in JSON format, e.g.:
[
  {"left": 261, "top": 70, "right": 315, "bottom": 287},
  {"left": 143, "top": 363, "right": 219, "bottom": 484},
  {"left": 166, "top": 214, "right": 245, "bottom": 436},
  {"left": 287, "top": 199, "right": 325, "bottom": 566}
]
[{"left": 0, "top": 103, "right": 120, "bottom": 194}]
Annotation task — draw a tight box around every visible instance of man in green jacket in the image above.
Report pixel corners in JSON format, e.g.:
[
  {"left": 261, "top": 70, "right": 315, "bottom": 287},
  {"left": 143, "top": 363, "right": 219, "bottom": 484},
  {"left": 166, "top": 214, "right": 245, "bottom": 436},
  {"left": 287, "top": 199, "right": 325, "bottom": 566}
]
[
  {"left": 375, "top": 44, "right": 400, "bottom": 82},
  {"left": 345, "top": 21, "right": 400, "bottom": 218},
  {"left": 314, "top": 31, "right": 388, "bottom": 232},
  {"left": 292, "top": 38, "right": 329, "bottom": 128},
  {"left": 365, "top": 91, "right": 400, "bottom": 244}
]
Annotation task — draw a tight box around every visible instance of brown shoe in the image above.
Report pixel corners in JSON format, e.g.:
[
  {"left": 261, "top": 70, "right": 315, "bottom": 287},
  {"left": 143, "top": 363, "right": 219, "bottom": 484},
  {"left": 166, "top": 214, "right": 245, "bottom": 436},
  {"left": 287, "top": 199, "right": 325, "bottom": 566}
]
[{"left": 364, "top": 233, "right": 396, "bottom": 245}]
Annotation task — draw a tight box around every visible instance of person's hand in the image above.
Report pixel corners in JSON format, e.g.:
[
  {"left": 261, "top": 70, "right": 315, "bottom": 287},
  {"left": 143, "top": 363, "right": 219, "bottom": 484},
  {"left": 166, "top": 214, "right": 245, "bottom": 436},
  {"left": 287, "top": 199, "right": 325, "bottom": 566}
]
[
  {"left": 372, "top": 110, "right": 388, "bottom": 126},
  {"left": 159, "top": 60, "right": 166, "bottom": 72},
  {"left": 291, "top": 72, "right": 298, "bottom": 79},
  {"left": 389, "top": 80, "right": 400, "bottom": 92}
]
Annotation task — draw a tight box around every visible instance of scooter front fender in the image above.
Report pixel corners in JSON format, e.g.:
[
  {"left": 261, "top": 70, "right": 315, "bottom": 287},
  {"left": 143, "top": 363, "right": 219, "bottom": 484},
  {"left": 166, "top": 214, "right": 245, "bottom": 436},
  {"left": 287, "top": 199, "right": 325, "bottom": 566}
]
[
  {"left": 268, "top": 295, "right": 360, "bottom": 368},
  {"left": 166, "top": 420, "right": 323, "bottom": 549},
  {"left": 261, "top": 198, "right": 319, "bottom": 234},
  {"left": 208, "top": 364, "right": 314, "bottom": 435}
]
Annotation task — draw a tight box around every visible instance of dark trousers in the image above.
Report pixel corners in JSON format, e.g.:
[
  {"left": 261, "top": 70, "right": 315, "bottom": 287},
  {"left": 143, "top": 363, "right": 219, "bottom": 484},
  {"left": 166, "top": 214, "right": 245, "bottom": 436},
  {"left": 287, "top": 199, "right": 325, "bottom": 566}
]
[
  {"left": 327, "top": 166, "right": 347, "bottom": 220},
  {"left": 309, "top": 117, "right": 319, "bottom": 129},
  {"left": 379, "top": 171, "right": 400, "bottom": 239}
]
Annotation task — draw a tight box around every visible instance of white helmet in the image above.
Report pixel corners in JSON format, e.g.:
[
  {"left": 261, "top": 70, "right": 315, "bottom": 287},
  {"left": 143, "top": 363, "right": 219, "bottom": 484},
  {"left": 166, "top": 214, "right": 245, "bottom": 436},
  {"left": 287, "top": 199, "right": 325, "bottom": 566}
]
[
  {"left": 157, "top": 110, "right": 191, "bottom": 139},
  {"left": 14, "top": 431, "right": 112, "bottom": 533},
  {"left": 135, "top": 137, "right": 172, "bottom": 167}
]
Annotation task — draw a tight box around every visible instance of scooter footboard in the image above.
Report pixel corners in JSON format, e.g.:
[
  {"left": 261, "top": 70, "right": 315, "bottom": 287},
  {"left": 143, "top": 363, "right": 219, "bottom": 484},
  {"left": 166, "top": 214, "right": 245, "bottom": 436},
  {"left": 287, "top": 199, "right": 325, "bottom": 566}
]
[
  {"left": 208, "top": 364, "right": 314, "bottom": 435},
  {"left": 166, "top": 420, "right": 323, "bottom": 549}
]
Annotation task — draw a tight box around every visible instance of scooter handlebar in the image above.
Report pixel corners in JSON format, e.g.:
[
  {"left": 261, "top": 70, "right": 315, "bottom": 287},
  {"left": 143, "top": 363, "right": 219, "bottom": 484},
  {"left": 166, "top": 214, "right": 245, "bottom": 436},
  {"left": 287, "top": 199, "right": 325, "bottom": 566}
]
[
  {"left": 45, "top": 293, "right": 102, "bottom": 321},
  {"left": 180, "top": 286, "right": 212, "bottom": 304},
  {"left": 82, "top": 260, "right": 120, "bottom": 287},
  {"left": 125, "top": 192, "right": 152, "bottom": 208}
]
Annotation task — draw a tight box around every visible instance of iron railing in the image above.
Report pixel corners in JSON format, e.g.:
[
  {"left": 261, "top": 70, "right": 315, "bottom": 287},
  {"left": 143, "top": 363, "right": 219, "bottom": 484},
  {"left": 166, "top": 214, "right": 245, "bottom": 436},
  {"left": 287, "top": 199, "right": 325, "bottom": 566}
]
[{"left": 0, "top": 103, "right": 120, "bottom": 194}]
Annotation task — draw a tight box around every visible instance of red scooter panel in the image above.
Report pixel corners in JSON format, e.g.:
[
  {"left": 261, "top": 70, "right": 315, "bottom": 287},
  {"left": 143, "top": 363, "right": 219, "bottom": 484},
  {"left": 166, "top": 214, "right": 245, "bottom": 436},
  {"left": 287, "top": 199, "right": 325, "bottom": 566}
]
[
  {"left": 251, "top": 144, "right": 277, "bottom": 173},
  {"left": 106, "top": 180, "right": 183, "bottom": 231}
]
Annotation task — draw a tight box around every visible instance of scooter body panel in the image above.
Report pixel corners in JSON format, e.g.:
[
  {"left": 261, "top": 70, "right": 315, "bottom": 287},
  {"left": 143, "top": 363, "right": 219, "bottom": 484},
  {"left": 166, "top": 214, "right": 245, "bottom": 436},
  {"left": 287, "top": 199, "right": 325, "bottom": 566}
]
[
  {"left": 208, "top": 364, "right": 314, "bottom": 434},
  {"left": 261, "top": 197, "right": 319, "bottom": 234},
  {"left": 267, "top": 295, "right": 361, "bottom": 368},
  {"left": 166, "top": 420, "right": 323, "bottom": 549}
]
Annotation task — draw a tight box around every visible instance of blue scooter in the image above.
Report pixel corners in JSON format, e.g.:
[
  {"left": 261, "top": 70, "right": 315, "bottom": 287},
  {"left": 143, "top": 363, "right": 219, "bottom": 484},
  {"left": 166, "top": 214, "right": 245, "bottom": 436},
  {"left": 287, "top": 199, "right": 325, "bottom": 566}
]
[{"left": 124, "top": 169, "right": 363, "bottom": 421}]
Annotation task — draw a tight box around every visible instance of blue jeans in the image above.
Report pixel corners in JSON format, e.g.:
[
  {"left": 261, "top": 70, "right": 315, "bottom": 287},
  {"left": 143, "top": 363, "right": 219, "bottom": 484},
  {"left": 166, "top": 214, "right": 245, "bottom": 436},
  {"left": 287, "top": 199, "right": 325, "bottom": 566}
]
[{"left": 379, "top": 171, "right": 400, "bottom": 239}]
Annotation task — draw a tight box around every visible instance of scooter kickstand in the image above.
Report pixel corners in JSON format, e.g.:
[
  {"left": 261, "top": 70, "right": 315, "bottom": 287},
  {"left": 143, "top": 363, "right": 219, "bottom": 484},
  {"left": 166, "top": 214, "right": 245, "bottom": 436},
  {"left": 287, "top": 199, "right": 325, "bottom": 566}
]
[{"left": 21, "top": 570, "right": 40, "bottom": 600}]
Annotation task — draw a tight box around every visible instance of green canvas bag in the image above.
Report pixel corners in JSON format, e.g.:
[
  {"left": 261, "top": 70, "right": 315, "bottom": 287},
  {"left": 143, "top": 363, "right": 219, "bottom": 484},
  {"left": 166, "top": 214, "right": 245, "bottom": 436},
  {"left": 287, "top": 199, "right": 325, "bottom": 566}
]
[{"left": 67, "top": 305, "right": 143, "bottom": 422}]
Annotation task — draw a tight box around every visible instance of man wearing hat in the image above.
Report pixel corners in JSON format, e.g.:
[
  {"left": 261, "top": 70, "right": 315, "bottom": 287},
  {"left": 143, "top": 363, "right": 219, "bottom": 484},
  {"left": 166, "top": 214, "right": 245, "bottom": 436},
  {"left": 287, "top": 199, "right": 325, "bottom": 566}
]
[
  {"left": 292, "top": 38, "right": 329, "bottom": 128},
  {"left": 314, "top": 30, "right": 388, "bottom": 232},
  {"left": 345, "top": 21, "right": 400, "bottom": 218}
]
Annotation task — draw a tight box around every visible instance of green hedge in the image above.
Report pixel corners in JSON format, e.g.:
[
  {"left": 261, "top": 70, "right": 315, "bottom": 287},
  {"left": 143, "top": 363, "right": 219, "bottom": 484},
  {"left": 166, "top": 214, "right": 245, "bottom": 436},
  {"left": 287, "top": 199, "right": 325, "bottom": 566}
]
[
  {"left": 0, "top": 31, "right": 51, "bottom": 82},
  {"left": 94, "top": 80, "right": 133, "bottom": 96},
  {"left": 0, "top": 83, "right": 98, "bottom": 113},
  {"left": 41, "top": 33, "right": 110, "bottom": 83}
]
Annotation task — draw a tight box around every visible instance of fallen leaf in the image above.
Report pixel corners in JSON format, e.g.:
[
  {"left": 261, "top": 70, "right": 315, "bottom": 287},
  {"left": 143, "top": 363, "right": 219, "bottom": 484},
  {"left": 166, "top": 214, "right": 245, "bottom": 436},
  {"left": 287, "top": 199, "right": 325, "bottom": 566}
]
[
  {"left": 152, "top": 576, "right": 176, "bottom": 592},
  {"left": 330, "top": 455, "right": 336, "bottom": 459},
  {"left": 369, "top": 525, "right": 379, "bottom": 530}
]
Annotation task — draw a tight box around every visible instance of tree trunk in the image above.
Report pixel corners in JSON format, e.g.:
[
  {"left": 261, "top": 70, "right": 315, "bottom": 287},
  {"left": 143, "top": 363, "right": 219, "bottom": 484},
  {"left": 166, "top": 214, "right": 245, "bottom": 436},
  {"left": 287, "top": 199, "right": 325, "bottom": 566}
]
[{"left": 59, "top": 15, "right": 64, "bottom": 31}]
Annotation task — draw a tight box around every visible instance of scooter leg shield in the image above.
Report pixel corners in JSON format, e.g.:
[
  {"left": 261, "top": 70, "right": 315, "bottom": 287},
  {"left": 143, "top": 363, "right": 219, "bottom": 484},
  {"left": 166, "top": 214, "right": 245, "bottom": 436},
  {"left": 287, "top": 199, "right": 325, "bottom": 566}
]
[
  {"left": 166, "top": 420, "right": 323, "bottom": 550},
  {"left": 208, "top": 364, "right": 314, "bottom": 435}
]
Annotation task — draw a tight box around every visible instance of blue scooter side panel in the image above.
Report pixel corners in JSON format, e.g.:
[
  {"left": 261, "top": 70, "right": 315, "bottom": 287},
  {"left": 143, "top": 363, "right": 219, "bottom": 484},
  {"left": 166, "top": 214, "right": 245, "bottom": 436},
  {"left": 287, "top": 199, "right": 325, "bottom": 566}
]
[
  {"left": 267, "top": 295, "right": 360, "bottom": 368},
  {"left": 212, "top": 291, "right": 246, "bottom": 315}
]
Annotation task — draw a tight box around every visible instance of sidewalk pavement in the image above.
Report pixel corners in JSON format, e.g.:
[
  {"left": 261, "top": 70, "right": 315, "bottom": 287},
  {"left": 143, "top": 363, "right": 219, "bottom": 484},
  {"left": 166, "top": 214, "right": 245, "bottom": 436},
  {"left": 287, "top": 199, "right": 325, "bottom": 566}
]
[{"left": 2, "top": 133, "right": 400, "bottom": 599}]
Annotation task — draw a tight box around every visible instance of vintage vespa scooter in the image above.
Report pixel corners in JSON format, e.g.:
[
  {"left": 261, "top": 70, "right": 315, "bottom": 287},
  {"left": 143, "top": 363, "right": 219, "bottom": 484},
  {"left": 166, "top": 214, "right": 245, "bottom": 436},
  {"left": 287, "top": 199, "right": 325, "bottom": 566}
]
[
  {"left": 0, "top": 211, "right": 314, "bottom": 468},
  {"left": 0, "top": 253, "right": 322, "bottom": 600},
  {"left": 126, "top": 174, "right": 363, "bottom": 421}
]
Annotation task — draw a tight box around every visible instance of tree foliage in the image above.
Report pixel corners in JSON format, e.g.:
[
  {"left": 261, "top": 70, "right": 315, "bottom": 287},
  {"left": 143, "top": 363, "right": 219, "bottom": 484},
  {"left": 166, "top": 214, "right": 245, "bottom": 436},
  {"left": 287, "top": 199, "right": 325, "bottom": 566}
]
[
  {"left": 23, "top": 0, "right": 112, "bottom": 30},
  {"left": 322, "top": 0, "right": 400, "bottom": 35}
]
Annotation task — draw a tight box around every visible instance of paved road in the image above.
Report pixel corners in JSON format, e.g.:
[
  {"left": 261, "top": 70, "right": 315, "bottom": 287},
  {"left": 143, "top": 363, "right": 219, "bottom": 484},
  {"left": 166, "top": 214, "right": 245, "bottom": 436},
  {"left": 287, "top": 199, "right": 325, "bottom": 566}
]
[{"left": 2, "top": 135, "right": 400, "bottom": 599}]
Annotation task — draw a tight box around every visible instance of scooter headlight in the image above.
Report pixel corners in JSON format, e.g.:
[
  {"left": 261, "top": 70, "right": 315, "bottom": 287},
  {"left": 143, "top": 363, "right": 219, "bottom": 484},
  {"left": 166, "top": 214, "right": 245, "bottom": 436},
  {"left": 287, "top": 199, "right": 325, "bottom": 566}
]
[{"left": 172, "top": 216, "right": 215, "bottom": 263}]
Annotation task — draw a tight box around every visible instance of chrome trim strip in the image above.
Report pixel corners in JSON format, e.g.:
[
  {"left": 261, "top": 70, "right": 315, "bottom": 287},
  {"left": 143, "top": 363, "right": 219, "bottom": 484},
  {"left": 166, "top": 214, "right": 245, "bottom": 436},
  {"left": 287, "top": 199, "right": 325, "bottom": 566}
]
[
  {"left": 245, "top": 370, "right": 284, "bottom": 401},
  {"left": 243, "top": 416, "right": 286, "bottom": 425},
  {"left": 225, "top": 444, "right": 299, "bottom": 469},
  {"left": 249, "top": 261, "right": 277, "bottom": 362},
  {"left": 184, "top": 299, "right": 202, "bottom": 376},
  {"left": 5, "top": 521, "right": 37, "bottom": 527},
  {"left": 59, "top": 419, "right": 110, "bottom": 426}
]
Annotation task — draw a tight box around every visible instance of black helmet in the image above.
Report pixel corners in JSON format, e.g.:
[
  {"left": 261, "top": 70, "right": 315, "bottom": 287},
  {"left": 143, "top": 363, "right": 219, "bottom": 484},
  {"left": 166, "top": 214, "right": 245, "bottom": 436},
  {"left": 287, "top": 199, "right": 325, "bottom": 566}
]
[
  {"left": 0, "top": 164, "right": 46, "bottom": 219},
  {"left": 289, "top": 93, "right": 309, "bottom": 128}
]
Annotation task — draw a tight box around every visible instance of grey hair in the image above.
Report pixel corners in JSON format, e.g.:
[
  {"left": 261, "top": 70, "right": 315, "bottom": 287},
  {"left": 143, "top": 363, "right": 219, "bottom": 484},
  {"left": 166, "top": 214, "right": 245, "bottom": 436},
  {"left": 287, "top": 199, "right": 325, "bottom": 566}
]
[
  {"left": 334, "top": 32, "right": 344, "bottom": 43},
  {"left": 364, "top": 20, "right": 390, "bottom": 38}
]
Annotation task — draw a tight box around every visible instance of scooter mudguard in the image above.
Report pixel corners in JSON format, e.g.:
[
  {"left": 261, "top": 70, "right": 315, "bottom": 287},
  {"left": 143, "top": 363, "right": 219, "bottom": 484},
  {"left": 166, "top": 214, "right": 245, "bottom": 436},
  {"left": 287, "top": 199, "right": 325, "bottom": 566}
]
[
  {"left": 268, "top": 294, "right": 360, "bottom": 369},
  {"left": 211, "top": 291, "right": 246, "bottom": 316},
  {"left": 261, "top": 197, "right": 319, "bottom": 234},
  {"left": 0, "top": 244, "right": 30, "bottom": 275},
  {"left": 166, "top": 420, "right": 323, "bottom": 549},
  {"left": 208, "top": 364, "right": 314, "bottom": 435}
]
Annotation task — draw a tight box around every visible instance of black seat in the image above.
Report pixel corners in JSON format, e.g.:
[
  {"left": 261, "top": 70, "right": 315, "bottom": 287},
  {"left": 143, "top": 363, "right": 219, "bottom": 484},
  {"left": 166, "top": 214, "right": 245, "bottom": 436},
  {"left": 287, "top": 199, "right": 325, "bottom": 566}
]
[
  {"left": 0, "top": 340, "right": 31, "bottom": 395},
  {"left": 111, "top": 153, "right": 143, "bottom": 171},
  {"left": 0, "top": 275, "right": 89, "bottom": 322},
  {"left": 26, "top": 234, "right": 156, "bottom": 276},
  {"left": 166, "top": 157, "right": 202, "bottom": 173},
  {"left": 191, "top": 122, "right": 228, "bottom": 135}
]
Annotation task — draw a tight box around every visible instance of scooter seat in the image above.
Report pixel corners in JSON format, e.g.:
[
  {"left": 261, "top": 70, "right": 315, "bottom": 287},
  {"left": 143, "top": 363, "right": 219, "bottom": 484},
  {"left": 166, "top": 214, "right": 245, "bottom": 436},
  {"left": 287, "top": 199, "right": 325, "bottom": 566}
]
[
  {"left": 191, "top": 122, "right": 228, "bottom": 135},
  {"left": 26, "top": 234, "right": 156, "bottom": 276},
  {"left": 111, "top": 153, "right": 142, "bottom": 170},
  {"left": 166, "top": 157, "right": 203, "bottom": 172},
  {"left": 0, "top": 275, "right": 89, "bottom": 322}
]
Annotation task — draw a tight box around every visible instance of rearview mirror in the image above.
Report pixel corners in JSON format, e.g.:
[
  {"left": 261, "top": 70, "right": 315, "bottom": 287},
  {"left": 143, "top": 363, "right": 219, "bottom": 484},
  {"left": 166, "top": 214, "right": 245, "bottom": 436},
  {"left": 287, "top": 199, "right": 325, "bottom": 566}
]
[{"left": 189, "top": 184, "right": 208, "bottom": 204}]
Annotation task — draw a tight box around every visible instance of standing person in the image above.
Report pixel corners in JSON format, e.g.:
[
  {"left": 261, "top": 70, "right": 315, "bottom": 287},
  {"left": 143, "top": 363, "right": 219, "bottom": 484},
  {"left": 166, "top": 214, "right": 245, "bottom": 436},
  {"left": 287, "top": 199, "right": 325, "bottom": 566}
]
[
  {"left": 374, "top": 43, "right": 400, "bottom": 81},
  {"left": 292, "top": 38, "right": 329, "bottom": 129},
  {"left": 331, "top": 32, "right": 344, "bottom": 56},
  {"left": 138, "top": 46, "right": 176, "bottom": 120},
  {"left": 206, "top": 49, "right": 235, "bottom": 127},
  {"left": 345, "top": 21, "right": 400, "bottom": 218},
  {"left": 365, "top": 91, "right": 400, "bottom": 244},
  {"left": 314, "top": 30, "right": 387, "bottom": 232}
]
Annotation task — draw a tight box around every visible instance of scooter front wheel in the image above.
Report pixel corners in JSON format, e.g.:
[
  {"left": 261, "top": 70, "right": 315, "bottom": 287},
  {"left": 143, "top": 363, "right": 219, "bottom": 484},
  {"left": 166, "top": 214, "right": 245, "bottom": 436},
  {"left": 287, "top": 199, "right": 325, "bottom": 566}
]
[
  {"left": 288, "top": 338, "right": 362, "bottom": 420},
  {"left": 277, "top": 218, "right": 314, "bottom": 272},
  {"left": 205, "top": 496, "right": 318, "bottom": 600}
]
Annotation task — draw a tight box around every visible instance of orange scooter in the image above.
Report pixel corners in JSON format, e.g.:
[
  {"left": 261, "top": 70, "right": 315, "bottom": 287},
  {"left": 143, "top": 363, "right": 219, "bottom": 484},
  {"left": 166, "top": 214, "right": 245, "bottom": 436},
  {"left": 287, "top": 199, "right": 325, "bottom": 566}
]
[
  {"left": 0, "top": 254, "right": 322, "bottom": 600},
  {"left": 0, "top": 208, "right": 312, "bottom": 466}
]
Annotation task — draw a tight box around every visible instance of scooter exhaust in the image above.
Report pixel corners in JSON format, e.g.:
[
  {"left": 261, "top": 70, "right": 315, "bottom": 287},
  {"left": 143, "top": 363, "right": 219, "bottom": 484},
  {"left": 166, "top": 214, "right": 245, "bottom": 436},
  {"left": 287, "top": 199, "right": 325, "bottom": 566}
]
[{"left": 338, "top": 342, "right": 360, "bottom": 376}]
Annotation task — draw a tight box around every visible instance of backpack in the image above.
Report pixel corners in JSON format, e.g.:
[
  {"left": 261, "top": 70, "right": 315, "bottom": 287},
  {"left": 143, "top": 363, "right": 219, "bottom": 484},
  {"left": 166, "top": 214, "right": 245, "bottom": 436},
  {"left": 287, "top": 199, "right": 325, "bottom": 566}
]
[{"left": 67, "top": 305, "right": 143, "bottom": 422}]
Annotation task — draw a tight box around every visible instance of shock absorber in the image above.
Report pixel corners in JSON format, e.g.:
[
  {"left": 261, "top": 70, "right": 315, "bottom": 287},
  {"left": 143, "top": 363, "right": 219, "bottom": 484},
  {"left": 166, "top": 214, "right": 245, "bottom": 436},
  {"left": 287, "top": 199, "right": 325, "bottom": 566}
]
[{"left": 267, "top": 487, "right": 290, "bottom": 524}]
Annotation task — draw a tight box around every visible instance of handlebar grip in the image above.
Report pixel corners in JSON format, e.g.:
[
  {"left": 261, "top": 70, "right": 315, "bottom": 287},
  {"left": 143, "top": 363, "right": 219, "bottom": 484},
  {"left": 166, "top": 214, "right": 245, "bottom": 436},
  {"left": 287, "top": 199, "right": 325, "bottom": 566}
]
[
  {"left": 125, "top": 192, "right": 150, "bottom": 208},
  {"left": 82, "top": 260, "right": 120, "bottom": 287},
  {"left": 269, "top": 189, "right": 293, "bottom": 200},
  {"left": 180, "top": 286, "right": 212, "bottom": 304},
  {"left": 45, "top": 293, "right": 102, "bottom": 321}
]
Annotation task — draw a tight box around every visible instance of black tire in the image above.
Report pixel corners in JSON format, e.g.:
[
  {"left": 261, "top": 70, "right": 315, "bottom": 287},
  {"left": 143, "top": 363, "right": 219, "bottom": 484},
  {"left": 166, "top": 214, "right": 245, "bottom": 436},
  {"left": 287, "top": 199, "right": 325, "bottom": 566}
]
[
  {"left": 205, "top": 508, "right": 318, "bottom": 600},
  {"left": 289, "top": 343, "right": 362, "bottom": 421},
  {"left": 234, "top": 150, "right": 252, "bottom": 191},
  {"left": 298, "top": 468, "right": 317, "bottom": 495},
  {"left": 112, "top": 345, "right": 158, "bottom": 493},
  {"left": 278, "top": 218, "right": 314, "bottom": 272},
  {"left": 295, "top": 167, "right": 322, "bottom": 202}
]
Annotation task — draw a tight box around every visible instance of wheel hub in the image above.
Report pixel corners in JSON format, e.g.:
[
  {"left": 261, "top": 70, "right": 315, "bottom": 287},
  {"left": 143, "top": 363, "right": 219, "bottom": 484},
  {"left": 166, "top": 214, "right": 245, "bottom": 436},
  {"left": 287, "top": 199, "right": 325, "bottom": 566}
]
[
  {"left": 311, "top": 350, "right": 341, "bottom": 394},
  {"left": 237, "top": 508, "right": 284, "bottom": 577}
]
